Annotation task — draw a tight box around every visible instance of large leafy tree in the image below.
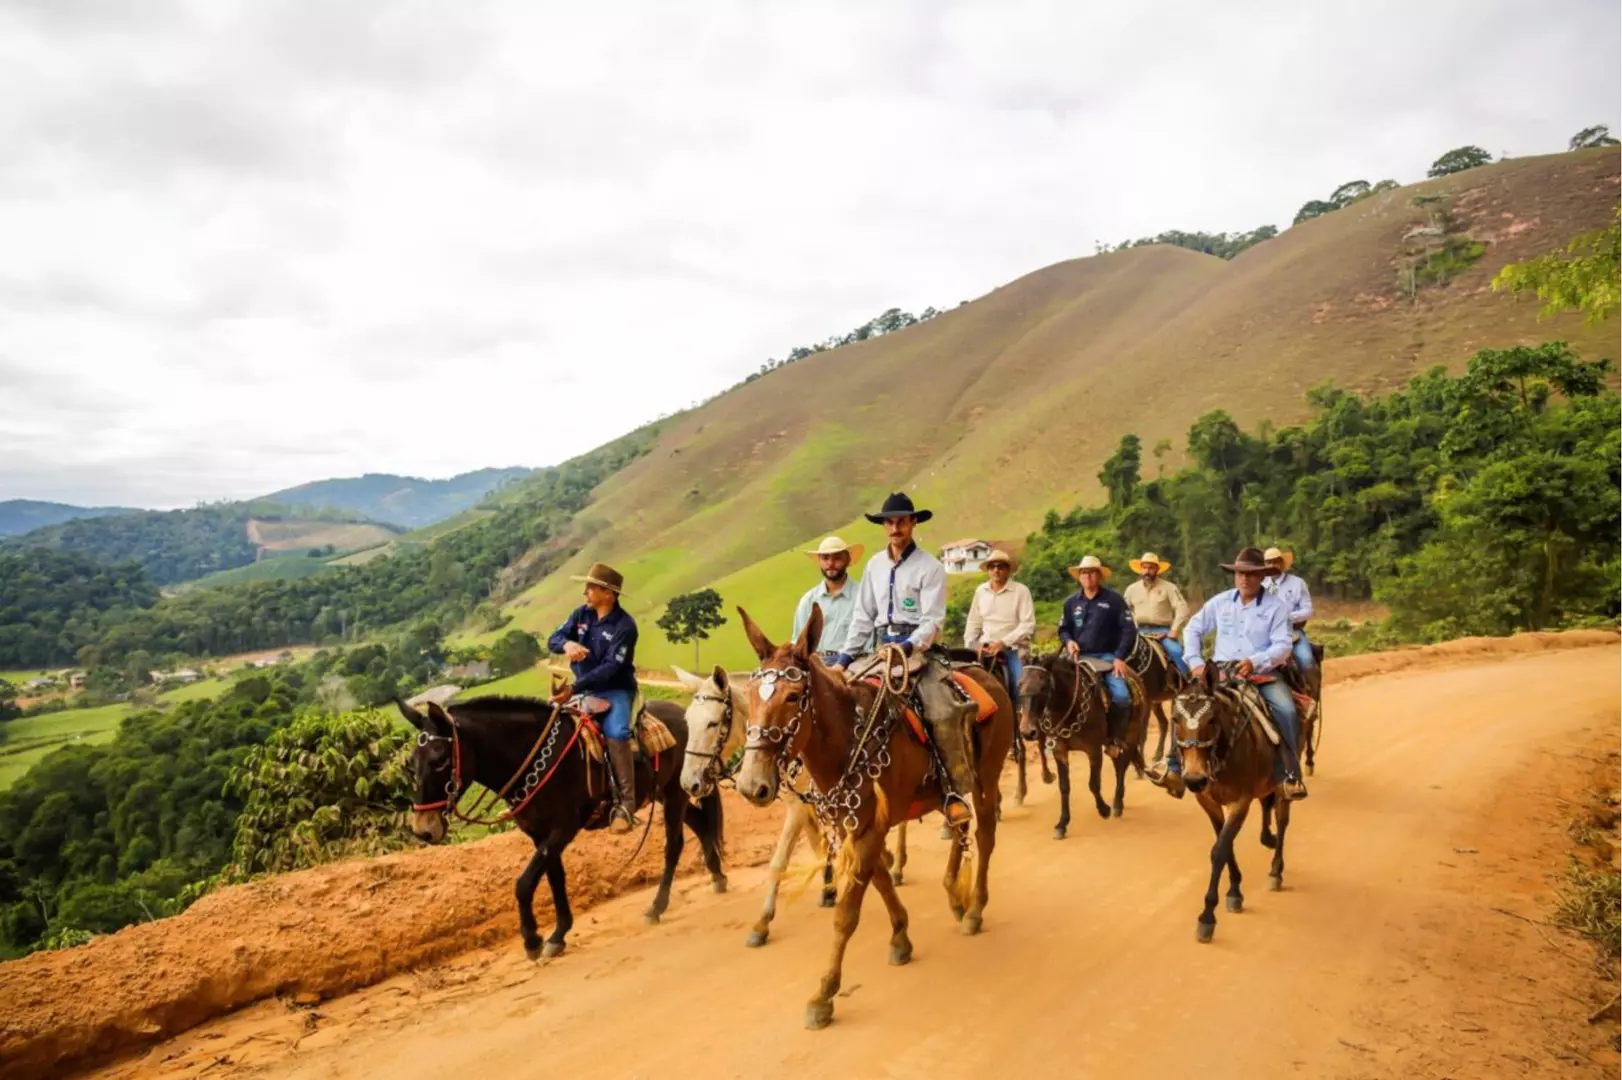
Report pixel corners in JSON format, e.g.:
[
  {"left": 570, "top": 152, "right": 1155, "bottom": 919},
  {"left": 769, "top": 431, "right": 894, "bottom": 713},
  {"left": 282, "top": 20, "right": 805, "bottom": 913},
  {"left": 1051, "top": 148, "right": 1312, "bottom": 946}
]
[
  {"left": 1492, "top": 206, "right": 1620, "bottom": 324},
  {"left": 1427, "top": 146, "right": 1493, "bottom": 177},
  {"left": 657, "top": 589, "right": 728, "bottom": 668},
  {"left": 1569, "top": 125, "right": 1620, "bottom": 150}
]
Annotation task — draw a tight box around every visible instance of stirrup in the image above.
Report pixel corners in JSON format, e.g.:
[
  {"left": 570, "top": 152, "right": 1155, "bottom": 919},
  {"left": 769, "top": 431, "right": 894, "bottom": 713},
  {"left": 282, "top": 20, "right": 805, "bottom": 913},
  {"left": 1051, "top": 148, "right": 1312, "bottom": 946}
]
[
  {"left": 941, "top": 793, "right": 973, "bottom": 827},
  {"left": 1281, "top": 778, "right": 1309, "bottom": 802},
  {"left": 609, "top": 805, "right": 638, "bottom": 832}
]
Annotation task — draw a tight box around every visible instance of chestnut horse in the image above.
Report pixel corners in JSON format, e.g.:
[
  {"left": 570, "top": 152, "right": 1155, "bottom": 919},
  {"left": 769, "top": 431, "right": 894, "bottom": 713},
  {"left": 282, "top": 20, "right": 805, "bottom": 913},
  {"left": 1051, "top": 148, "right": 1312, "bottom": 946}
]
[
  {"left": 1017, "top": 655, "right": 1150, "bottom": 839},
  {"left": 673, "top": 664, "right": 910, "bottom": 947},
  {"left": 397, "top": 695, "right": 726, "bottom": 960},
  {"left": 1170, "top": 664, "right": 1295, "bottom": 943},
  {"left": 733, "top": 605, "right": 1015, "bottom": 1030}
]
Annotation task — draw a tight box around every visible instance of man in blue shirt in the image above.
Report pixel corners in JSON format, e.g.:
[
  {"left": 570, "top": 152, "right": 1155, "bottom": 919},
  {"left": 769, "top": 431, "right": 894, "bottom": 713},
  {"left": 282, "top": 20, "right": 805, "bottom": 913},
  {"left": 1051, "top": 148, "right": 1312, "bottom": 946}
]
[
  {"left": 1057, "top": 555, "right": 1137, "bottom": 751},
  {"left": 1263, "top": 546, "right": 1318, "bottom": 690},
  {"left": 1156, "top": 547, "right": 1308, "bottom": 801},
  {"left": 547, "top": 562, "right": 641, "bottom": 832},
  {"left": 791, "top": 535, "right": 866, "bottom": 664}
]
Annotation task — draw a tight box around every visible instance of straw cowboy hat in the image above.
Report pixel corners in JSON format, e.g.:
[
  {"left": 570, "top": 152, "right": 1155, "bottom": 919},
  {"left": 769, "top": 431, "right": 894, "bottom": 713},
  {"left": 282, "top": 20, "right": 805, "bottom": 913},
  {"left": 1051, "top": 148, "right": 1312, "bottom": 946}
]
[
  {"left": 1128, "top": 551, "right": 1173, "bottom": 574},
  {"left": 864, "top": 491, "right": 933, "bottom": 524},
  {"left": 982, "top": 549, "right": 1016, "bottom": 571},
  {"left": 1067, "top": 555, "right": 1112, "bottom": 582},
  {"left": 570, "top": 562, "right": 626, "bottom": 595},
  {"left": 1221, "top": 547, "right": 1279, "bottom": 575},
  {"left": 803, "top": 536, "right": 865, "bottom": 564},
  {"left": 1263, "top": 546, "right": 1295, "bottom": 571}
]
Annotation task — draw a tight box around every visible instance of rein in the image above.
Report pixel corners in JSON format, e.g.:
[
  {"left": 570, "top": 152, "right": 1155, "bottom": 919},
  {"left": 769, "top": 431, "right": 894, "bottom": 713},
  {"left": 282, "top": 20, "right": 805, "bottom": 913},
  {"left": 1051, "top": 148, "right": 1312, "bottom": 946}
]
[
  {"left": 1037, "top": 656, "right": 1100, "bottom": 748},
  {"left": 412, "top": 703, "right": 584, "bottom": 826}
]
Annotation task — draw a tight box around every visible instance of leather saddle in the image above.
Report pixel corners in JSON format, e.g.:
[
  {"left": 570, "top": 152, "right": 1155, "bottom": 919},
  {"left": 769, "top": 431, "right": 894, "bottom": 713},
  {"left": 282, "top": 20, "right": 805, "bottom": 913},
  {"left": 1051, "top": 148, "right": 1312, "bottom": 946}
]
[
  {"left": 847, "top": 649, "right": 926, "bottom": 681},
  {"left": 1075, "top": 656, "right": 1116, "bottom": 674}
]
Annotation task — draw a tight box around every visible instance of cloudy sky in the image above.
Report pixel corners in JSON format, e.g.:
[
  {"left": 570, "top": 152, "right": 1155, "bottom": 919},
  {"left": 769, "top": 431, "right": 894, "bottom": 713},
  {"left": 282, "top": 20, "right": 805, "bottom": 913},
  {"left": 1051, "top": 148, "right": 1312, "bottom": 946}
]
[{"left": 1, "top": 0, "right": 1616, "bottom": 507}]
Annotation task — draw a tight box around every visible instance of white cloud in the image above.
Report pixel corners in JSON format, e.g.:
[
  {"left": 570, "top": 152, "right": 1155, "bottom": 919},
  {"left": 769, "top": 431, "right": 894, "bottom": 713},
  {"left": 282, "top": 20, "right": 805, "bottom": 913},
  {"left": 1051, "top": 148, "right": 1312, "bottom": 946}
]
[{"left": 0, "top": 0, "right": 1615, "bottom": 506}]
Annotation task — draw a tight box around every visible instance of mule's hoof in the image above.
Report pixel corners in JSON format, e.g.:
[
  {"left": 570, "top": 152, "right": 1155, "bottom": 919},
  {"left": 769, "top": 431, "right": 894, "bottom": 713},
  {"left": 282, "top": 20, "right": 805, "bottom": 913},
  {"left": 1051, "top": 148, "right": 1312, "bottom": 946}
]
[
  {"left": 745, "top": 929, "right": 769, "bottom": 948},
  {"left": 889, "top": 942, "right": 913, "bottom": 966},
  {"left": 643, "top": 911, "right": 662, "bottom": 926},
  {"left": 1260, "top": 832, "right": 1277, "bottom": 849},
  {"left": 1096, "top": 804, "right": 1112, "bottom": 819},
  {"left": 1226, "top": 895, "right": 1244, "bottom": 913},
  {"left": 712, "top": 875, "right": 729, "bottom": 894},
  {"left": 1268, "top": 875, "right": 1283, "bottom": 892},
  {"left": 819, "top": 889, "right": 837, "bottom": 908},
  {"left": 890, "top": 871, "right": 905, "bottom": 887},
  {"left": 805, "top": 1001, "right": 835, "bottom": 1030},
  {"left": 1052, "top": 827, "right": 1067, "bottom": 840},
  {"left": 1013, "top": 795, "right": 1025, "bottom": 808},
  {"left": 1195, "top": 921, "right": 1215, "bottom": 944},
  {"left": 1112, "top": 805, "right": 1125, "bottom": 819},
  {"left": 524, "top": 942, "right": 543, "bottom": 962},
  {"left": 960, "top": 914, "right": 983, "bottom": 936},
  {"left": 541, "top": 940, "right": 566, "bottom": 959},
  {"left": 1305, "top": 763, "right": 1315, "bottom": 777}
]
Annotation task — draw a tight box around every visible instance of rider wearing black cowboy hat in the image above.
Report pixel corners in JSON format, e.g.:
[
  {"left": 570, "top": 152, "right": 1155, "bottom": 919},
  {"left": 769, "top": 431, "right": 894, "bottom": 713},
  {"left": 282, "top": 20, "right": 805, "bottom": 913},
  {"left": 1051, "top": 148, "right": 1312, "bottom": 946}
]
[{"left": 827, "top": 493, "right": 979, "bottom": 830}]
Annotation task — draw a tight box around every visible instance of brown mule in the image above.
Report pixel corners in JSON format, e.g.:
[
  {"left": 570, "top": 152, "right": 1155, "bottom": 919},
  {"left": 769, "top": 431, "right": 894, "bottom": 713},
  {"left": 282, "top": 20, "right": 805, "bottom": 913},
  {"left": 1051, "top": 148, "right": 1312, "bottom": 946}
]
[
  {"left": 1020, "top": 654, "right": 1151, "bottom": 840},
  {"left": 1127, "top": 633, "right": 1186, "bottom": 773},
  {"left": 733, "top": 605, "right": 1016, "bottom": 1030},
  {"left": 1171, "top": 664, "right": 1296, "bottom": 944}
]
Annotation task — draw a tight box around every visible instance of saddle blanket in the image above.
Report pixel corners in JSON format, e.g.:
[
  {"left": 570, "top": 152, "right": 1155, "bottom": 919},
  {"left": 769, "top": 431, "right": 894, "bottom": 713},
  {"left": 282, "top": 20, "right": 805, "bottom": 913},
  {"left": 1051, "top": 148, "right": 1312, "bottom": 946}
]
[
  {"left": 858, "top": 671, "right": 996, "bottom": 745},
  {"left": 577, "top": 709, "right": 677, "bottom": 763}
]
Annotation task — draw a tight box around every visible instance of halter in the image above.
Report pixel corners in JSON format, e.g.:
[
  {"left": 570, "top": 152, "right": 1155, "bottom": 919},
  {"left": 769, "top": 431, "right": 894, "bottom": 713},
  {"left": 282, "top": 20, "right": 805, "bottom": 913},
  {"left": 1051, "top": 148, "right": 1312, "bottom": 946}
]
[
  {"left": 410, "top": 704, "right": 583, "bottom": 826},
  {"left": 743, "top": 665, "right": 811, "bottom": 761},
  {"left": 683, "top": 689, "right": 737, "bottom": 790}
]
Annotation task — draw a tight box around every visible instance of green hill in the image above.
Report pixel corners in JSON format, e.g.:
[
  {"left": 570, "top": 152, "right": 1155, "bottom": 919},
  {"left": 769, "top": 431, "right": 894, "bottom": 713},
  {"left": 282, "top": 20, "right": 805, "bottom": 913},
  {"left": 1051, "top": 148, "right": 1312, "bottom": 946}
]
[
  {"left": 470, "top": 149, "right": 1621, "bottom": 671},
  {"left": 0, "top": 500, "right": 137, "bottom": 537},
  {"left": 262, "top": 467, "right": 532, "bottom": 529}
]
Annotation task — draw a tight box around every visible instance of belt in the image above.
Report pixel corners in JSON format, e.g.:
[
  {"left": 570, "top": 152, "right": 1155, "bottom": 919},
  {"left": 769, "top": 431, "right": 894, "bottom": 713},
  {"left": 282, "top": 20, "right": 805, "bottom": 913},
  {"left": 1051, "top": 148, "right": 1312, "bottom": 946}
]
[{"left": 879, "top": 624, "right": 918, "bottom": 642}]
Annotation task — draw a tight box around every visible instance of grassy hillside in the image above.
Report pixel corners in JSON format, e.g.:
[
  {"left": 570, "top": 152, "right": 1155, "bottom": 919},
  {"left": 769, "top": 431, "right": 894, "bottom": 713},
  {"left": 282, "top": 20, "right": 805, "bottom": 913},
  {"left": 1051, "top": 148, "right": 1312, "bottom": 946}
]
[
  {"left": 263, "top": 467, "right": 532, "bottom": 528},
  {"left": 0, "top": 500, "right": 136, "bottom": 537},
  {"left": 180, "top": 553, "right": 341, "bottom": 590},
  {"left": 472, "top": 149, "right": 1621, "bottom": 673}
]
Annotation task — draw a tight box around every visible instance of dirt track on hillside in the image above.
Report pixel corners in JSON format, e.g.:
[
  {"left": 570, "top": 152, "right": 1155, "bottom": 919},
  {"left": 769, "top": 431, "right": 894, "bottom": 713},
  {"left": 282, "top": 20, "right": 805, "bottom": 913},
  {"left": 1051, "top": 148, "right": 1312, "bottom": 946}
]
[{"left": 2, "top": 631, "right": 1617, "bottom": 1079}]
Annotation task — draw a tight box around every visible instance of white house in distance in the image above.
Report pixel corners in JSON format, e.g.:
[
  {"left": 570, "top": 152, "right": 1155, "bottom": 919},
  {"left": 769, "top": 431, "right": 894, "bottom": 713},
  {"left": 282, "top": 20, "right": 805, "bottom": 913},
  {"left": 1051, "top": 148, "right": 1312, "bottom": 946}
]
[{"left": 940, "top": 538, "right": 994, "bottom": 573}]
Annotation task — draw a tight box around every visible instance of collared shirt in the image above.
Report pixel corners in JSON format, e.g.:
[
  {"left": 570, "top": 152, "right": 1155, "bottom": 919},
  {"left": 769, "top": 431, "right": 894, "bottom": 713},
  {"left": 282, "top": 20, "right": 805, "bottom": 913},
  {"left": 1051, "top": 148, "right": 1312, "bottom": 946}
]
[
  {"left": 547, "top": 603, "right": 639, "bottom": 695},
  {"left": 964, "top": 579, "right": 1036, "bottom": 651},
  {"left": 1058, "top": 587, "right": 1136, "bottom": 659},
  {"left": 841, "top": 541, "right": 947, "bottom": 656},
  {"left": 1264, "top": 572, "right": 1314, "bottom": 626},
  {"left": 1181, "top": 589, "right": 1291, "bottom": 673},
  {"left": 792, "top": 578, "right": 863, "bottom": 654},
  {"left": 1122, "top": 577, "right": 1190, "bottom": 633}
]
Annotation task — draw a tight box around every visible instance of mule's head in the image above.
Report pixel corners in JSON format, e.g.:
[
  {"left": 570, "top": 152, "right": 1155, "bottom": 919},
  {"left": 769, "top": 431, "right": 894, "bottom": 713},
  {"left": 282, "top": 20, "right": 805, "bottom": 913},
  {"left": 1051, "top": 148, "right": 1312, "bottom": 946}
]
[
  {"left": 395, "top": 698, "right": 457, "bottom": 843},
  {"left": 1017, "top": 663, "right": 1052, "bottom": 739},
  {"left": 733, "top": 604, "right": 821, "bottom": 806},
  {"left": 1171, "top": 666, "right": 1226, "bottom": 793},
  {"left": 675, "top": 663, "right": 735, "bottom": 799}
]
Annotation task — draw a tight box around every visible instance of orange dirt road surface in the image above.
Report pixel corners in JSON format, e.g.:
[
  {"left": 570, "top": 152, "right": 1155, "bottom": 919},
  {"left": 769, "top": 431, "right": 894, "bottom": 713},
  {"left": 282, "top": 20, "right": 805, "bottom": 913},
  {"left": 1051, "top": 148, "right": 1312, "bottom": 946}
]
[{"left": 33, "top": 634, "right": 1610, "bottom": 1080}]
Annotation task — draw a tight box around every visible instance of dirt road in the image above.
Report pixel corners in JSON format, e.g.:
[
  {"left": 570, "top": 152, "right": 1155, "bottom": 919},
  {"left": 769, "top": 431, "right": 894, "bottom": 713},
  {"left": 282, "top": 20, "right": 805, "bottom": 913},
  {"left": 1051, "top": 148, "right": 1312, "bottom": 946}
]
[{"left": 89, "top": 643, "right": 1619, "bottom": 1079}]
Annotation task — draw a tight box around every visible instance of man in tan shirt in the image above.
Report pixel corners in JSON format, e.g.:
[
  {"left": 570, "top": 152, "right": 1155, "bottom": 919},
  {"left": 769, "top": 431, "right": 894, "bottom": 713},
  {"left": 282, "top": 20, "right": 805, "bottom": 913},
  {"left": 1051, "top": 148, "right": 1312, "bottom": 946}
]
[
  {"left": 1122, "top": 551, "right": 1190, "bottom": 676},
  {"left": 963, "top": 549, "right": 1036, "bottom": 699}
]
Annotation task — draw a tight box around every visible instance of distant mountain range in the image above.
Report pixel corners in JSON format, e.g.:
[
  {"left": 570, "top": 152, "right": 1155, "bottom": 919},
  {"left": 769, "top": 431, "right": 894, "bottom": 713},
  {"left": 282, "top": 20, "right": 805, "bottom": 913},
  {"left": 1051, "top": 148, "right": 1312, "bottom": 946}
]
[
  {"left": 0, "top": 499, "right": 137, "bottom": 537},
  {"left": 261, "top": 467, "right": 533, "bottom": 528}
]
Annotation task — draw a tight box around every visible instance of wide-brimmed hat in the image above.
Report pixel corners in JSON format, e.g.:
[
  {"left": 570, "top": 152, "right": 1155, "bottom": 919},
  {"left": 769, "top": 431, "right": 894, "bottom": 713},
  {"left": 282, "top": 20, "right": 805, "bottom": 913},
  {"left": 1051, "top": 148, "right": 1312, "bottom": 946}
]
[
  {"left": 570, "top": 562, "right": 626, "bottom": 595},
  {"left": 1221, "top": 547, "right": 1278, "bottom": 575},
  {"left": 803, "top": 536, "right": 865, "bottom": 564},
  {"left": 982, "top": 549, "right": 1016, "bottom": 571},
  {"left": 1068, "top": 555, "right": 1112, "bottom": 582},
  {"left": 865, "top": 491, "right": 933, "bottom": 525},
  {"left": 1129, "top": 552, "right": 1172, "bottom": 574},
  {"left": 1262, "top": 546, "right": 1295, "bottom": 571}
]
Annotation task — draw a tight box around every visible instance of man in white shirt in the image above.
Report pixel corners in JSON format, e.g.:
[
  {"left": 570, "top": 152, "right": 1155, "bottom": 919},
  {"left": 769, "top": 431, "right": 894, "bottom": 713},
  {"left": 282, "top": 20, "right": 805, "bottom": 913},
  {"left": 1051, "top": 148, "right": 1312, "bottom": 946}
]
[
  {"left": 1262, "top": 547, "right": 1317, "bottom": 683},
  {"left": 963, "top": 549, "right": 1035, "bottom": 700},
  {"left": 829, "top": 492, "right": 977, "bottom": 829},
  {"left": 791, "top": 536, "right": 866, "bottom": 664}
]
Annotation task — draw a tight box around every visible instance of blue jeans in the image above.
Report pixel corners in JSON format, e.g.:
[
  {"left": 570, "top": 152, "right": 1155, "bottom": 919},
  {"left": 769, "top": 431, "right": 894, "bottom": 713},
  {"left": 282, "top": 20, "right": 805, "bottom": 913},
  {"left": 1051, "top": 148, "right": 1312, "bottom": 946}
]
[
  {"left": 1083, "top": 655, "right": 1131, "bottom": 708},
  {"left": 598, "top": 689, "right": 634, "bottom": 741},
  {"left": 1164, "top": 676, "right": 1300, "bottom": 779},
  {"left": 1003, "top": 650, "right": 1025, "bottom": 701},
  {"left": 1138, "top": 626, "right": 1190, "bottom": 677},
  {"left": 1291, "top": 628, "right": 1315, "bottom": 671}
]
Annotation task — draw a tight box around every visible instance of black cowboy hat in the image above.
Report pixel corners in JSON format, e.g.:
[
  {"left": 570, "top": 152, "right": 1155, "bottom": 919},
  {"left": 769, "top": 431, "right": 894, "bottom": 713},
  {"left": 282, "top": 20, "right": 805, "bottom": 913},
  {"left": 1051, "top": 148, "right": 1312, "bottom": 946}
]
[
  {"left": 864, "top": 492, "right": 933, "bottom": 525},
  {"left": 1220, "top": 546, "right": 1279, "bottom": 575}
]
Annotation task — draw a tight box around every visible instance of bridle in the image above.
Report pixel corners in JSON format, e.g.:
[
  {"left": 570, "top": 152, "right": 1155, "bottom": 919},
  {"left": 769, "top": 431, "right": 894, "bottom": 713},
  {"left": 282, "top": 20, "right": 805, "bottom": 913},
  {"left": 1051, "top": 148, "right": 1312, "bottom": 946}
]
[
  {"left": 683, "top": 688, "right": 738, "bottom": 791},
  {"left": 742, "top": 664, "right": 812, "bottom": 763},
  {"left": 410, "top": 703, "right": 582, "bottom": 826}
]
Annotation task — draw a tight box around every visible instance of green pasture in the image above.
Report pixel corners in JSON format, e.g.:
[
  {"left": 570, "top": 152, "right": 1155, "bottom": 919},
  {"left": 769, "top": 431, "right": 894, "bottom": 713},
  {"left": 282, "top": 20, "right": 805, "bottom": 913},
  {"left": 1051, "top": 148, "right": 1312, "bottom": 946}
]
[{"left": 0, "top": 703, "right": 132, "bottom": 790}]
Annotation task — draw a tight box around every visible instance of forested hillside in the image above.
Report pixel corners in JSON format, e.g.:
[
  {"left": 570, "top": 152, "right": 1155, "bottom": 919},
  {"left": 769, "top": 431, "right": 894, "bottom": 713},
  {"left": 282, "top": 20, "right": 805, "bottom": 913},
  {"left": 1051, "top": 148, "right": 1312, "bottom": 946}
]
[
  {"left": 263, "top": 467, "right": 532, "bottom": 529},
  {"left": 0, "top": 501, "right": 136, "bottom": 538},
  {"left": 0, "top": 550, "right": 159, "bottom": 668}
]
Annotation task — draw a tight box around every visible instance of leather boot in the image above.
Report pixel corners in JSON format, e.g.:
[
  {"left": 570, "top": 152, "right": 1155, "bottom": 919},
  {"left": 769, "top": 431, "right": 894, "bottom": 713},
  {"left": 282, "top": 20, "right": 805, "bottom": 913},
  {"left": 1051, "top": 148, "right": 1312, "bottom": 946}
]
[
  {"left": 1105, "top": 703, "right": 1130, "bottom": 754},
  {"left": 918, "top": 665, "right": 977, "bottom": 830},
  {"left": 605, "top": 738, "right": 639, "bottom": 833}
]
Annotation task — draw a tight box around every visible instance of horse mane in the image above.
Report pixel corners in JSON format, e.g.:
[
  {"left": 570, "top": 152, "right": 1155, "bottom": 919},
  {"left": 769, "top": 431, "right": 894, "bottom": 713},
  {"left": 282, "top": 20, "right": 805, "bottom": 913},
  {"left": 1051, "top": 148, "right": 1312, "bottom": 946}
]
[{"left": 449, "top": 695, "right": 556, "bottom": 725}]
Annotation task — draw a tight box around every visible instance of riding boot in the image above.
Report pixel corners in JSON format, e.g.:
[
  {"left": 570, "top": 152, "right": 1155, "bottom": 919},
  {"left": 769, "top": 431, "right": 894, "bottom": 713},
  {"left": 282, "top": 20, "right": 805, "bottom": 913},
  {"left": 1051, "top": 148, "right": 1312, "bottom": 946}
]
[
  {"left": 1105, "top": 703, "right": 1130, "bottom": 754},
  {"left": 605, "top": 738, "right": 640, "bottom": 833},
  {"left": 1275, "top": 743, "right": 1309, "bottom": 802}
]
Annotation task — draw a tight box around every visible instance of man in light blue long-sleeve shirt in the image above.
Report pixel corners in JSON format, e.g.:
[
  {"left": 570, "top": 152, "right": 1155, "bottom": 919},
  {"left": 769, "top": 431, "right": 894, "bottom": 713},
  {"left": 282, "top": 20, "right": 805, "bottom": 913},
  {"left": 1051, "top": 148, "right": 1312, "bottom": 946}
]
[
  {"left": 1263, "top": 546, "right": 1316, "bottom": 677},
  {"left": 1154, "top": 546, "right": 1308, "bottom": 801}
]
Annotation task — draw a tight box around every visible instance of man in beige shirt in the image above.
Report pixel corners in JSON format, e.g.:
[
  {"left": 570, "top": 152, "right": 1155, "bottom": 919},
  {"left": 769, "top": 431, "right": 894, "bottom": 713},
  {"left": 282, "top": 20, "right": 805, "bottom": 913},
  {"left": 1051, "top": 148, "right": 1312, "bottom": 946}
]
[
  {"left": 1122, "top": 551, "right": 1191, "bottom": 676},
  {"left": 963, "top": 549, "right": 1036, "bottom": 698}
]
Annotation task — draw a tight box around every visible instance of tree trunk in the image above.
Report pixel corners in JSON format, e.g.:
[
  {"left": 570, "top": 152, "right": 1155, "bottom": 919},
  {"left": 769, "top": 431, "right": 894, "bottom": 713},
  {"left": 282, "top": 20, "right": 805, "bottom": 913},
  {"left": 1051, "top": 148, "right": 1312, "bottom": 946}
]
[{"left": 694, "top": 639, "right": 701, "bottom": 671}]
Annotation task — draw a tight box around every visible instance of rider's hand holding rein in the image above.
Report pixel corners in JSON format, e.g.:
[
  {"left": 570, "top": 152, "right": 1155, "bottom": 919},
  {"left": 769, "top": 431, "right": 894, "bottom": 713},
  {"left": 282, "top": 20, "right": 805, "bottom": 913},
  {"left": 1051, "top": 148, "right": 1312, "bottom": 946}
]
[{"left": 562, "top": 641, "right": 590, "bottom": 663}]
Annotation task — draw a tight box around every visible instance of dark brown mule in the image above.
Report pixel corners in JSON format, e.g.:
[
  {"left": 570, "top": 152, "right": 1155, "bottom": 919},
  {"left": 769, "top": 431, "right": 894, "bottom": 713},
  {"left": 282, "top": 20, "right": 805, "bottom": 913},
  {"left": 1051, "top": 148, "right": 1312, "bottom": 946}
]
[
  {"left": 1170, "top": 665, "right": 1295, "bottom": 944},
  {"left": 1127, "top": 632, "right": 1186, "bottom": 772},
  {"left": 1019, "top": 655, "right": 1150, "bottom": 839},
  {"left": 397, "top": 695, "right": 727, "bottom": 960},
  {"left": 945, "top": 647, "right": 1052, "bottom": 808},
  {"left": 734, "top": 605, "right": 1015, "bottom": 1030}
]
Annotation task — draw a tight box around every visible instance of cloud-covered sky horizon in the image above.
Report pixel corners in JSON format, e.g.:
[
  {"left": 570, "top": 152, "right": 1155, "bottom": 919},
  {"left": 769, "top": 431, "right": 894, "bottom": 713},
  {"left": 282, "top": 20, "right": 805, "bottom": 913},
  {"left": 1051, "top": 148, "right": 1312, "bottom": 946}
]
[{"left": 2, "top": 0, "right": 1616, "bottom": 508}]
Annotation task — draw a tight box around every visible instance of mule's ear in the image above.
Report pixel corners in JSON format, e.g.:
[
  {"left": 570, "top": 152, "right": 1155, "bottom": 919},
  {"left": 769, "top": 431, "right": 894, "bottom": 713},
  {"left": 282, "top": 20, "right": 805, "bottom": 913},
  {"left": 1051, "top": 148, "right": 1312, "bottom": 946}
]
[
  {"left": 738, "top": 606, "right": 775, "bottom": 661},
  {"left": 794, "top": 603, "right": 823, "bottom": 658},
  {"left": 711, "top": 664, "right": 730, "bottom": 692},
  {"left": 424, "top": 701, "right": 454, "bottom": 737},
  {"left": 1201, "top": 664, "right": 1216, "bottom": 692},
  {"left": 396, "top": 697, "right": 428, "bottom": 731},
  {"left": 671, "top": 665, "right": 704, "bottom": 692}
]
